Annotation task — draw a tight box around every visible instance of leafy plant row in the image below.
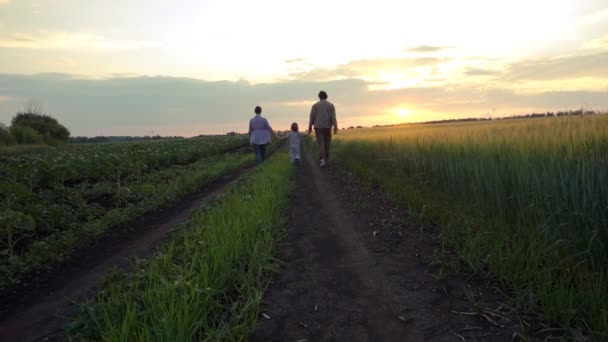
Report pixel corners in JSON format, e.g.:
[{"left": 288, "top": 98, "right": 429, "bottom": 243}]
[
  {"left": 1, "top": 151, "right": 252, "bottom": 292},
  {"left": 0, "top": 136, "right": 248, "bottom": 190}
]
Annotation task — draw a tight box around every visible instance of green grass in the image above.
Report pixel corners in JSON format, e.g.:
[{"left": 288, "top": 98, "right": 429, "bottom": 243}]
[
  {"left": 329, "top": 115, "right": 608, "bottom": 339},
  {"left": 69, "top": 152, "right": 294, "bottom": 341}
]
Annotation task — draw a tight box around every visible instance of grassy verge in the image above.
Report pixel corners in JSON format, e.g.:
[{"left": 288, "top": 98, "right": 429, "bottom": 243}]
[
  {"left": 325, "top": 118, "right": 607, "bottom": 339},
  {"left": 69, "top": 152, "right": 294, "bottom": 341}
]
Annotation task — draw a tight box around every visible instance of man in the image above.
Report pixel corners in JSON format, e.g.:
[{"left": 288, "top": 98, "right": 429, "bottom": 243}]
[
  {"left": 248, "top": 106, "right": 276, "bottom": 164},
  {"left": 308, "top": 90, "right": 338, "bottom": 167}
]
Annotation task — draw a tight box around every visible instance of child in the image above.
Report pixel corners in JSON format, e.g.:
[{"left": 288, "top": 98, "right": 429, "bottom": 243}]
[{"left": 284, "top": 122, "right": 310, "bottom": 165}]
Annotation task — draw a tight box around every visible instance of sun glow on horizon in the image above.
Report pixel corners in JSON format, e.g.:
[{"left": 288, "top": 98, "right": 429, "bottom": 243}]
[
  {"left": 398, "top": 108, "right": 411, "bottom": 118},
  {"left": 388, "top": 107, "right": 412, "bottom": 121}
]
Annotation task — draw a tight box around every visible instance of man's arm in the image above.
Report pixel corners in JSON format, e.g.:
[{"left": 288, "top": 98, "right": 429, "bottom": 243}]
[
  {"left": 308, "top": 104, "right": 316, "bottom": 133},
  {"left": 331, "top": 104, "right": 338, "bottom": 134}
]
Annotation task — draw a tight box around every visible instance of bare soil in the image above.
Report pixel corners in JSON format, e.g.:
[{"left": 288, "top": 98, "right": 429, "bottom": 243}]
[
  {"left": 0, "top": 167, "right": 253, "bottom": 342},
  {"left": 251, "top": 149, "right": 520, "bottom": 341}
]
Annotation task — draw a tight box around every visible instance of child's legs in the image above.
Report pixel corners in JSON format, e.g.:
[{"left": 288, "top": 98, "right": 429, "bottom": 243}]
[{"left": 290, "top": 145, "right": 300, "bottom": 162}]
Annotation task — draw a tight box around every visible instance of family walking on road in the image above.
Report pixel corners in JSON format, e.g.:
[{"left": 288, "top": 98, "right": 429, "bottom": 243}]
[{"left": 248, "top": 91, "right": 339, "bottom": 167}]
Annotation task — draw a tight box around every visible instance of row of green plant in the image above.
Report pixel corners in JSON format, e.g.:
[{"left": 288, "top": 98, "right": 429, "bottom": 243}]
[
  {"left": 0, "top": 151, "right": 253, "bottom": 292},
  {"left": 0, "top": 137, "right": 248, "bottom": 259},
  {"left": 0, "top": 135, "right": 249, "bottom": 190},
  {"left": 330, "top": 116, "right": 607, "bottom": 339},
  {"left": 68, "top": 152, "right": 293, "bottom": 341}
]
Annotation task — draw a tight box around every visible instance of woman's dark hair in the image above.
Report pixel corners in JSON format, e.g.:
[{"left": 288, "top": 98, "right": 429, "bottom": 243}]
[
  {"left": 318, "top": 91, "right": 328, "bottom": 100},
  {"left": 291, "top": 122, "right": 299, "bottom": 132},
  {"left": 254, "top": 106, "right": 262, "bottom": 114}
]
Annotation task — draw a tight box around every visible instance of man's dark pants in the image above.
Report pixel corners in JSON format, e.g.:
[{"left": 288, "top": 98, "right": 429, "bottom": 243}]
[{"left": 315, "top": 128, "right": 332, "bottom": 160}]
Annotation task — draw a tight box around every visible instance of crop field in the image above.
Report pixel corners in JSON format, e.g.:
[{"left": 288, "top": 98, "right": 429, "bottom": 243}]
[
  {"left": 0, "top": 136, "right": 253, "bottom": 292},
  {"left": 329, "top": 115, "right": 608, "bottom": 337},
  {"left": 1, "top": 116, "right": 606, "bottom": 341}
]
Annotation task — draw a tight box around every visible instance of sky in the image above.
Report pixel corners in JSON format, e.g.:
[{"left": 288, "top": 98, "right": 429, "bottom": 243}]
[{"left": 0, "top": 0, "right": 607, "bottom": 136}]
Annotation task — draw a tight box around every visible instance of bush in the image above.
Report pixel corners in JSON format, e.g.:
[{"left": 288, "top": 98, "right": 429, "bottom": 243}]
[
  {"left": 10, "top": 125, "right": 44, "bottom": 144},
  {"left": 0, "top": 129, "right": 17, "bottom": 146},
  {"left": 11, "top": 112, "right": 70, "bottom": 143},
  {"left": 42, "top": 133, "right": 62, "bottom": 146}
]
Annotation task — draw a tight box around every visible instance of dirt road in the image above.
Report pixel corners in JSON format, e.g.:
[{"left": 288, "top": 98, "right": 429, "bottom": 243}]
[{"left": 251, "top": 149, "right": 517, "bottom": 341}]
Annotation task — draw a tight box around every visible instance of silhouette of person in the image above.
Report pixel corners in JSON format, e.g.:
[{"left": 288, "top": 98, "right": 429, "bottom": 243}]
[
  {"left": 308, "top": 91, "right": 338, "bottom": 167},
  {"left": 248, "top": 106, "right": 278, "bottom": 164}
]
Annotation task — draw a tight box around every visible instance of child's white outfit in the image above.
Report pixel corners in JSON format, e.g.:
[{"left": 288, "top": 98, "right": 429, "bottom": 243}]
[{"left": 288, "top": 131, "right": 304, "bottom": 163}]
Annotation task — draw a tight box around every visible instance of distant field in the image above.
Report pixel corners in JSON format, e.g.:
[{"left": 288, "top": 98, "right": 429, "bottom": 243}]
[{"left": 331, "top": 115, "right": 608, "bottom": 337}]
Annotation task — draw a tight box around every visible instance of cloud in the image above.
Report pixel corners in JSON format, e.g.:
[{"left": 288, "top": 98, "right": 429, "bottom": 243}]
[
  {"left": 0, "top": 74, "right": 370, "bottom": 135},
  {"left": 405, "top": 45, "right": 446, "bottom": 53},
  {"left": 583, "top": 34, "right": 608, "bottom": 51},
  {"left": 289, "top": 42, "right": 608, "bottom": 92},
  {"left": 2, "top": 73, "right": 607, "bottom": 137},
  {"left": 288, "top": 65, "right": 358, "bottom": 82},
  {"left": 289, "top": 57, "right": 450, "bottom": 82},
  {"left": 285, "top": 58, "right": 305, "bottom": 64},
  {"left": 503, "top": 51, "right": 608, "bottom": 81},
  {"left": 347, "top": 57, "right": 447, "bottom": 70},
  {"left": 0, "top": 32, "right": 160, "bottom": 50},
  {"left": 463, "top": 67, "right": 502, "bottom": 76},
  {"left": 0, "top": 0, "right": 10, "bottom": 5}
]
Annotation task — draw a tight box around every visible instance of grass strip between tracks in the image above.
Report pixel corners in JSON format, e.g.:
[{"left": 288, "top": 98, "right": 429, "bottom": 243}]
[{"left": 69, "top": 152, "right": 294, "bottom": 341}]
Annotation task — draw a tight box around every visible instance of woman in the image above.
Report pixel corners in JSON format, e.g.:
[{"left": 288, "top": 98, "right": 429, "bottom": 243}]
[{"left": 248, "top": 106, "right": 277, "bottom": 164}]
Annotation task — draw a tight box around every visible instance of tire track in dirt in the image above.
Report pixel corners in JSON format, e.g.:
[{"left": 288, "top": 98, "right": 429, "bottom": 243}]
[
  {"left": 0, "top": 165, "right": 256, "bottom": 342},
  {"left": 251, "top": 147, "right": 518, "bottom": 341}
]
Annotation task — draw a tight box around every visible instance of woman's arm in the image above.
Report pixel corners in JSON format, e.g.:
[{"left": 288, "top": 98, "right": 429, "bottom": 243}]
[{"left": 266, "top": 119, "right": 281, "bottom": 140}]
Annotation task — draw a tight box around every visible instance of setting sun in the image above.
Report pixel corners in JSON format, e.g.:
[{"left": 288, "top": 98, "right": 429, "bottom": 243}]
[{"left": 398, "top": 108, "right": 410, "bottom": 118}]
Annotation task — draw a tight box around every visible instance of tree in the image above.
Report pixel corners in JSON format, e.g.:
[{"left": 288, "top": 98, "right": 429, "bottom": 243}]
[
  {"left": 23, "top": 99, "right": 44, "bottom": 115},
  {"left": 11, "top": 101, "right": 70, "bottom": 144}
]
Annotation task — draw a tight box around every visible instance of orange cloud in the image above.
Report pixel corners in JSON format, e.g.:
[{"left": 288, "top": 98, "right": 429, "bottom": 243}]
[
  {"left": 0, "top": 32, "right": 160, "bottom": 50},
  {"left": 405, "top": 45, "right": 448, "bottom": 53}
]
